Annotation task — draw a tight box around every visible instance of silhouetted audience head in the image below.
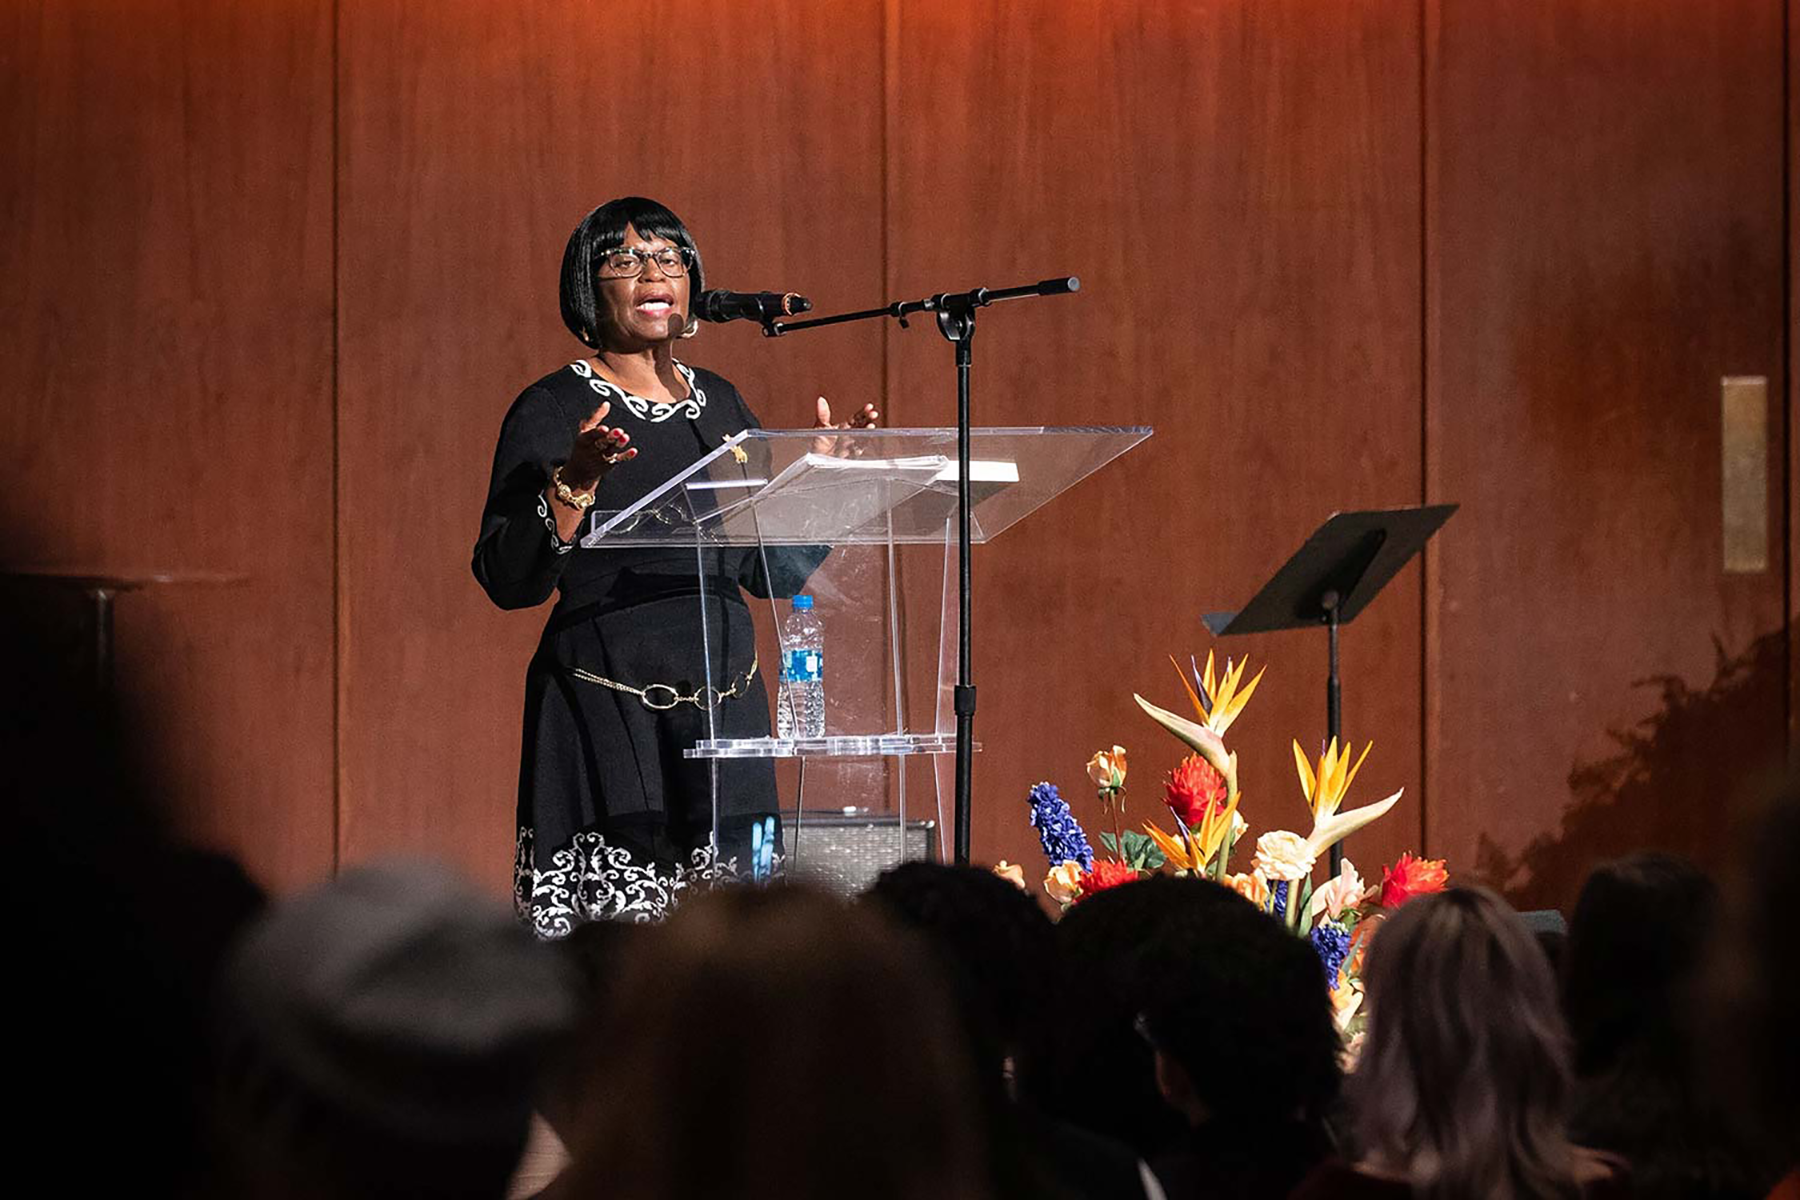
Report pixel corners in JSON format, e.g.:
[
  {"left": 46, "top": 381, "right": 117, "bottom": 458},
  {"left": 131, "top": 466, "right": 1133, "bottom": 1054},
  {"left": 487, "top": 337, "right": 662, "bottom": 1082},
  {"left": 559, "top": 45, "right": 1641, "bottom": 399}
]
[
  {"left": 1021, "top": 874, "right": 1244, "bottom": 1158},
  {"left": 863, "top": 861, "right": 1055, "bottom": 1072},
  {"left": 1562, "top": 853, "right": 1769, "bottom": 1199},
  {"left": 1344, "top": 886, "right": 1605, "bottom": 1200},
  {"left": 559, "top": 884, "right": 991, "bottom": 1200},
  {"left": 1134, "top": 883, "right": 1340, "bottom": 1198},
  {"left": 214, "top": 861, "right": 574, "bottom": 1200},
  {"left": 865, "top": 863, "right": 1140, "bottom": 1200},
  {"left": 1564, "top": 852, "right": 1717, "bottom": 1075}
]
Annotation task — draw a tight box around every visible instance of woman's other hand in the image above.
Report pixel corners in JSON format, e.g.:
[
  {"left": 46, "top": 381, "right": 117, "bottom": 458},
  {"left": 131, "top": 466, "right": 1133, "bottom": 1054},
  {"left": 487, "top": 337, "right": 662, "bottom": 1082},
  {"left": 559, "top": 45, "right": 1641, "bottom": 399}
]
[{"left": 811, "top": 396, "right": 879, "bottom": 457}]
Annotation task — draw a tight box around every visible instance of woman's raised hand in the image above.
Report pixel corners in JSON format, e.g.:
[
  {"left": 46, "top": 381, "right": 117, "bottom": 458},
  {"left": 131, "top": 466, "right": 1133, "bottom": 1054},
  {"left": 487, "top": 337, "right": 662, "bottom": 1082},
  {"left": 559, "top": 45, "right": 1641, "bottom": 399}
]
[
  {"left": 564, "top": 400, "right": 637, "bottom": 489},
  {"left": 811, "top": 396, "right": 880, "bottom": 457},
  {"left": 814, "top": 396, "right": 879, "bottom": 430}
]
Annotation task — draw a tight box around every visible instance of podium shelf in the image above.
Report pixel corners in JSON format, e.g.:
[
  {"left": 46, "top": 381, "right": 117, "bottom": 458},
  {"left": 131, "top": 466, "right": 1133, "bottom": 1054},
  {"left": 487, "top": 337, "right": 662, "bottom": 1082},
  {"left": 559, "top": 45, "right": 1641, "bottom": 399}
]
[{"left": 685, "top": 733, "right": 982, "bottom": 760}]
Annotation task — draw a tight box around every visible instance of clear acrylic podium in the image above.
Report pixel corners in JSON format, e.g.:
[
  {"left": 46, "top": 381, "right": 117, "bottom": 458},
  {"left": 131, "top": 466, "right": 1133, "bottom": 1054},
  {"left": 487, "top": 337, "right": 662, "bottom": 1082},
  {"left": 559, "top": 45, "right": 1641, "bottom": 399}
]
[{"left": 579, "top": 425, "right": 1151, "bottom": 884}]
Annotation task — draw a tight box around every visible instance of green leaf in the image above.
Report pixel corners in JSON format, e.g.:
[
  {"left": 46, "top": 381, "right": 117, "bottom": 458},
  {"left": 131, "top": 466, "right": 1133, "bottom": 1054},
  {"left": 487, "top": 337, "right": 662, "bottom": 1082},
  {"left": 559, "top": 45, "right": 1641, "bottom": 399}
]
[
  {"left": 1099, "top": 832, "right": 1119, "bottom": 854},
  {"left": 1118, "top": 830, "right": 1165, "bottom": 872}
]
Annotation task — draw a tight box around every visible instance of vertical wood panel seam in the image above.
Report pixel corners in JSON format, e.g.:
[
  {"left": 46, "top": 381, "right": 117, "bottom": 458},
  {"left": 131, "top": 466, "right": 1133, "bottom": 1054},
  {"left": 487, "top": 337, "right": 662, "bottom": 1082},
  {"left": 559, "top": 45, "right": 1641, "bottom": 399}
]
[
  {"left": 330, "top": 0, "right": 343, "bottom": 875},
  {"left": 1418, "top": 0, "right": 1428, "bottom": 854},
  {"left": 1418, "top": 0, "right": 1433, "bottom": 856},
  {"left": 881, "top": 0, "right": 898, "bottom": 409}
]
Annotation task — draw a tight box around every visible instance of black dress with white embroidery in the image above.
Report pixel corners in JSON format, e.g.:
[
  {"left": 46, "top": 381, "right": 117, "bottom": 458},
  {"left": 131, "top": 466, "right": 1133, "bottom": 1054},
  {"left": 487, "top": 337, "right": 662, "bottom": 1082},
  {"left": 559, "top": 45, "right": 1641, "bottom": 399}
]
[{"left": 475, "top": 360, "right": 817, "bottom": 937}]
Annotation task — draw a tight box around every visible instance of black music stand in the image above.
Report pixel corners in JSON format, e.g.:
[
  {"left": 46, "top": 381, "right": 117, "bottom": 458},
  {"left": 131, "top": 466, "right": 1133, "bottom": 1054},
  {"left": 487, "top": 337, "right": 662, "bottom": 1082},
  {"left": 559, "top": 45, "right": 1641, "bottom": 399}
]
[{"left": 1202, "top": 505, "right": 1457, "bottom": 875}]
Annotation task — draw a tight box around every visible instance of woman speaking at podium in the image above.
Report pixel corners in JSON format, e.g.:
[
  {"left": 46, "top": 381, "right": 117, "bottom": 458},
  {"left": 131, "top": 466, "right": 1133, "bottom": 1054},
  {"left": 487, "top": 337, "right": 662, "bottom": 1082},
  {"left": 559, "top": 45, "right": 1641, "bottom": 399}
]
[{"left": 474, "top": 197, "right": 876, "bottom": 937}]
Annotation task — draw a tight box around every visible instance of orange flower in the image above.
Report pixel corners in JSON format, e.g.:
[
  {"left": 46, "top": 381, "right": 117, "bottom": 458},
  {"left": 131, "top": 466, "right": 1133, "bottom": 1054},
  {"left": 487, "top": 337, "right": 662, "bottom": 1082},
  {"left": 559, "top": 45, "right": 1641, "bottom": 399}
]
[
  {"left": 1143, "top": 822, "right": 1196, "bottom": 873},
  {"left": 992, "top": 861, "right": 1027, "bottom": 891},
  {"left": 1225, "top": 869, "right": 1270, "bottom": 907},
  {"left": 1087, "top": 746, "right": 1128, "bottom": 796},
  {"left": 1044, "top": 862, "right": 1083, "bottom": 906},
  {"left": 1163, "top": 753, "right": 1227, "bottom": 828},
  {"left": 1378, "top": 852, "right": 1449, "bottom": 908},
  {"left": 1174, "top": 650, "right": 1266, "bottom": 737}
]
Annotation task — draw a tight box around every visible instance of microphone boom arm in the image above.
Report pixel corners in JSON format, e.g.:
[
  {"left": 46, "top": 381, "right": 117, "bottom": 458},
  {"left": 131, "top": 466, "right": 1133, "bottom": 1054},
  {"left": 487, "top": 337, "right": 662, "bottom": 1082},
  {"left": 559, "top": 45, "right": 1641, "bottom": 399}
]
[
  {"left": 755, "top": 271, "right": 1080, "bottom": 868},
  {"left": 762, "top": 275, "right": 1079, "bottom": 337}
]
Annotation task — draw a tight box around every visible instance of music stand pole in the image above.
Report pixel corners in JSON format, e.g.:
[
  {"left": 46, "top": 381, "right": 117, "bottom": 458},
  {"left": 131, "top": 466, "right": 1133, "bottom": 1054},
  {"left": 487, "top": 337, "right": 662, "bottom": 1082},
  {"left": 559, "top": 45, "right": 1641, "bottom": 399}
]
[
  {"left": 1202, "top": 505, "right": 1457, "bottom": 873},
  {"left": 1323, "top": 590, "right": 1344, "bottom": 875}
]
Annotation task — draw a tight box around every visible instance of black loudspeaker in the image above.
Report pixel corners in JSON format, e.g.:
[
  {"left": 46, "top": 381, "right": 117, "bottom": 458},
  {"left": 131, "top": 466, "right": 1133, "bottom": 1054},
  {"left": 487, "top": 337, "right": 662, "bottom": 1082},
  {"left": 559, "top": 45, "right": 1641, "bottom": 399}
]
[{"left": 782, "top": 810, "right": 939, "bottom": 897}]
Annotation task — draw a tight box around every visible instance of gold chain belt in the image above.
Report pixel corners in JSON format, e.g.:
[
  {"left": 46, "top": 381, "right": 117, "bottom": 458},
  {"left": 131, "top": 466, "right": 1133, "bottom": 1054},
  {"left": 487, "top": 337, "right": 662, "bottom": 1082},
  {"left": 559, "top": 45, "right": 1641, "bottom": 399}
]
[{"left": 568, "top": 656, "right": 758, "bottom": 712}]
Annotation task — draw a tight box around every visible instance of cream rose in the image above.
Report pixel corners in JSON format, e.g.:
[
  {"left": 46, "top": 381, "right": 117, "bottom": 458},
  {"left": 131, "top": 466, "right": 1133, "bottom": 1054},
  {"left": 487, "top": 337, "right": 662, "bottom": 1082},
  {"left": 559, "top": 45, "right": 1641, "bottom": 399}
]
[
  {"left": 992, "top": 861, "right": 1027, "bottom": 891},
  {"left": 1251, "top": 830, "right": 1316, "bottom": 883}
]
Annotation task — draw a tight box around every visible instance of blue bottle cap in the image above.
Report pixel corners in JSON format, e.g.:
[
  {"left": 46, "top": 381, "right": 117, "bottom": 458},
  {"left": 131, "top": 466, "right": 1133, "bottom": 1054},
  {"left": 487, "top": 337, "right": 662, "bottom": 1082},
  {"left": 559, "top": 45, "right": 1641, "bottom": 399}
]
[{"left": 792, "top": 594, "right": 813, "bottom": 610}]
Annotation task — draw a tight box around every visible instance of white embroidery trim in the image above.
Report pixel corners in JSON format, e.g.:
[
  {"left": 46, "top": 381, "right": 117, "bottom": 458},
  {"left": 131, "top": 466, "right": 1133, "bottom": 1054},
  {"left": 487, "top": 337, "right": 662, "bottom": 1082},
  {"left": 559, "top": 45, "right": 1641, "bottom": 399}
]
[
  {"left": 568, "top": 359, "right": 707, "bottom": 423},
  {"left": 513, "top": 825, "right": 749, "bottom": 939},
  {"left": 535, "top": 492, "right": 575, "bottom": 555}
]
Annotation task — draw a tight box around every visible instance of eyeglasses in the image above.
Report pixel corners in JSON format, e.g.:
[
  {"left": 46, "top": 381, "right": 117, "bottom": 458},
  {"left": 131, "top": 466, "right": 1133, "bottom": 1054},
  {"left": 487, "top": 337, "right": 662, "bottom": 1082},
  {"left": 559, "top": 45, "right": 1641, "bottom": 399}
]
[{"left": 596, "top": 245, "right": 694, "bottom": 280}]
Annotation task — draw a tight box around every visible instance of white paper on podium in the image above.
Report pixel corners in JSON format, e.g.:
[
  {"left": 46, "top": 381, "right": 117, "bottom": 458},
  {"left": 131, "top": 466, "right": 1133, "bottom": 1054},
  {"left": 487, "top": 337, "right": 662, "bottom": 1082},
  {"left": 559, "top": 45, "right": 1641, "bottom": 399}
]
[
  {"left": 700, "top": 452, "right": 1025, "bottom": 544},
  {"left": 708, "top": 452, "right": 948, "bottom": 544}
]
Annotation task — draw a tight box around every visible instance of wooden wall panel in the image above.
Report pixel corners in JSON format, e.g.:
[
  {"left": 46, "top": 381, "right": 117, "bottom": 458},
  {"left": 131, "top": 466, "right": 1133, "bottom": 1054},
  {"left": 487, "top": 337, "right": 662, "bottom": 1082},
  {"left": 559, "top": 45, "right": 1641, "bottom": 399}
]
[
  {"left": 12, "top": 0, "right": 1792, "bottom": 906},
  {"left": 335, "top": 1, "right": 886, "bottom": 888},
  {"left": 888, "top": 0, "right": 1425, "bottom": 881},
  {"left": 0, "top": 1, "right": 337, "bottom": 891},
  {"left": 1428, "top": 1, "right": 1789, "bottom": 910}
]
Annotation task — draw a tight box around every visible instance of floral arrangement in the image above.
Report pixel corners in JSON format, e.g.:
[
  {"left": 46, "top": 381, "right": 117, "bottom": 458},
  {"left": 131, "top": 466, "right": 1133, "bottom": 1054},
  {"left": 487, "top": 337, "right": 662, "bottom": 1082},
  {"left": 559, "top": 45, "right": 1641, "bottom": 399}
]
[{"left": 1008, "top": 652, "right": 1450, "bottom": 1040}]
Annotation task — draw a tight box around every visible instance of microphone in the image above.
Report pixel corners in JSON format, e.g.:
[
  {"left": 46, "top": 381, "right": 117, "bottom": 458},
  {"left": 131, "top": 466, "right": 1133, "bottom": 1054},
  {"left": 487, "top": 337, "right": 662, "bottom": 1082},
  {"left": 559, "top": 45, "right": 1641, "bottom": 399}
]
[{"left": 695, "top": 289, "right": 813, "bottom": 324}]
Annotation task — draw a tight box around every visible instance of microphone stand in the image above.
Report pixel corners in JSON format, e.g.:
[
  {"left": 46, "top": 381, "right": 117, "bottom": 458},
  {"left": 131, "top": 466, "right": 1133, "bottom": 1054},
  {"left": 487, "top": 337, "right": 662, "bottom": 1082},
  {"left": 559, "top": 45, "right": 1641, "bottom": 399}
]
[{"left": 766, "top": 276, "right": 1080, "bottom": 865}]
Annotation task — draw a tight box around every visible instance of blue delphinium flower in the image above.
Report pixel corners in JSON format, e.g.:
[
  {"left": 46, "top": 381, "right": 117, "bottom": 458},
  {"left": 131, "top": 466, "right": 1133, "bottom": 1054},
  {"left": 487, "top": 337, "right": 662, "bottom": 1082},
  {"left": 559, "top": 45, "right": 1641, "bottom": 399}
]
[
  {"left": 1272, "top": 879, "right": 1291, "bottom": 920},
  {"left": 1312, "top": 918, "right": 1351, "bottom": 986},
  {"left": 1028, "top": 781, "right": 1094, "bottom": 870}
]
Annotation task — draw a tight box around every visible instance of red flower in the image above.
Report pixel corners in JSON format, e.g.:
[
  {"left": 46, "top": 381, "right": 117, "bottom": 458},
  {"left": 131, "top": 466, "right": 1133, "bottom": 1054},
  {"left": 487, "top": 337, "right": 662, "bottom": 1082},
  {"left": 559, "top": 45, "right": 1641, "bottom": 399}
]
[
  {"left": 1379, "top": 852, "right": 1449, "bottom": 908},
  {"left": 1074, "top": 859, "right": 1140, "bottom": 901},
  {"left": 1163, "top": 753, "right": 1228, "bottom": 828}
]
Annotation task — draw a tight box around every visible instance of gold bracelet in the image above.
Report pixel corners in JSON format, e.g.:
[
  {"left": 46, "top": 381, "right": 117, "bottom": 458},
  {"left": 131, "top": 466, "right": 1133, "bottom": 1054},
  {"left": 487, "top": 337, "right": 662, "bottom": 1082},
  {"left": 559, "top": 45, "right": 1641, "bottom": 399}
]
[{"left": 551, "top": 465, "right": 596, "bottom": 511}]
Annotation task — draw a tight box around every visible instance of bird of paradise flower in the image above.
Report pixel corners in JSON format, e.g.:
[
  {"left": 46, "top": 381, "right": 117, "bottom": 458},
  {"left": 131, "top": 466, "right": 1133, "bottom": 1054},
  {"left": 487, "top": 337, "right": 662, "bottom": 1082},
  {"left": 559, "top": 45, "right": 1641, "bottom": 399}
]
[
  {"left": 1293, "top": 737, "right": 1403, "bottom": 861},
  {"left": 1131, "top": 652, "right": 1261, "bottom": 880},
  {"left": 1133, "top": 651, "right": 1403, "bottom": 882}
]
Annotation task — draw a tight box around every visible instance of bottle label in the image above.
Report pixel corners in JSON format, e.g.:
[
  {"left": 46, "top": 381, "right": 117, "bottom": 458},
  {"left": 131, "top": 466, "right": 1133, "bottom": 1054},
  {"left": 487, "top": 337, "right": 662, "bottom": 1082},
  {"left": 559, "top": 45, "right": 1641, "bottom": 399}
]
[{"left": 782, "top": 649, "right": 822, "bottom": 683}]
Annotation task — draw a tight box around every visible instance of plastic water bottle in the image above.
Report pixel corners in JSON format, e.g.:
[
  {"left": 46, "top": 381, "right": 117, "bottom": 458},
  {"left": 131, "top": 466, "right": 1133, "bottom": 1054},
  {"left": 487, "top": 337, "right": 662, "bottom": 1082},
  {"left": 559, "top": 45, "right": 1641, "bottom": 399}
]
[{"left": 776, "top": 594, "right": 825, "bottom": 739}]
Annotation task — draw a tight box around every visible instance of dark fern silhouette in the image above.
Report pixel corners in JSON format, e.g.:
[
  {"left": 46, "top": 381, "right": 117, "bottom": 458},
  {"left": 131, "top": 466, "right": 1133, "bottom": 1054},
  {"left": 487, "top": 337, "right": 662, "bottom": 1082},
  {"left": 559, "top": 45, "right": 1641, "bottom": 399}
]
[{"left": 1475, "top": 627, "right": 1789, "bottom": 913}]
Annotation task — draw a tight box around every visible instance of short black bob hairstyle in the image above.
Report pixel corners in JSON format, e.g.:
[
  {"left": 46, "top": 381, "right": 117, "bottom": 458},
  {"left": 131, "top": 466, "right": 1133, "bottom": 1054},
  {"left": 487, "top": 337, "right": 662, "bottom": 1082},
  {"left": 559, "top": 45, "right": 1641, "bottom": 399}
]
[{"left": 559, "top": 196, "right": 705, "bottom": 349}]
